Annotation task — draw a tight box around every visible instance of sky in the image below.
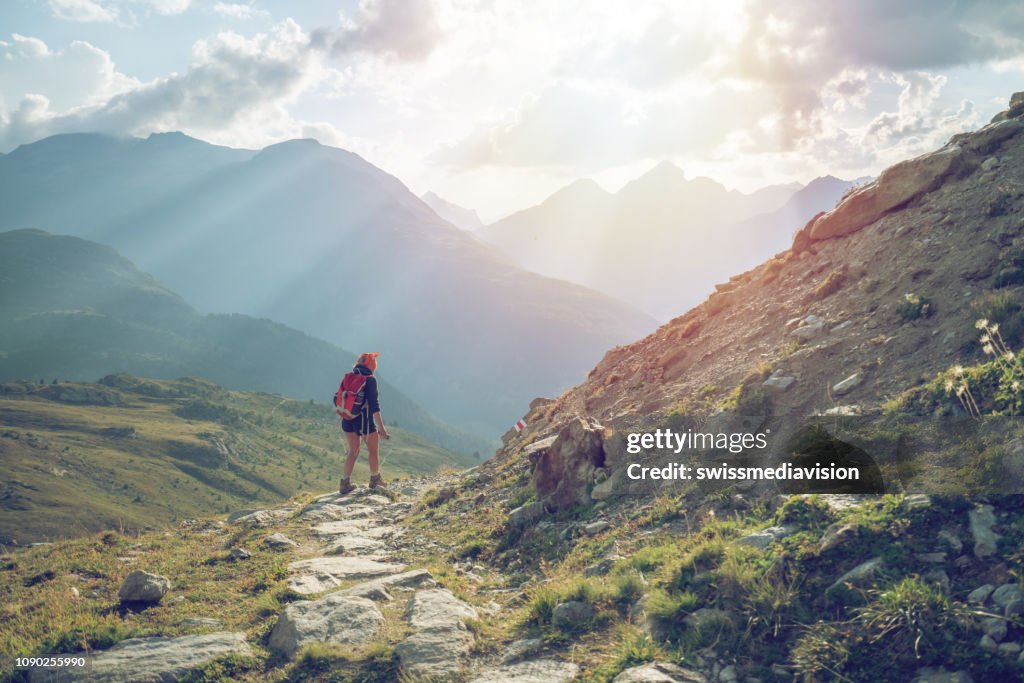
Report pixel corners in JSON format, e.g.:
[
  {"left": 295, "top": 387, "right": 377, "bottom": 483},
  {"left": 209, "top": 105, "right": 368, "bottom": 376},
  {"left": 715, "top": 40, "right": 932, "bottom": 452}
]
[{"left": 1, "top": 1, "right": 1024, "bottom": 221}]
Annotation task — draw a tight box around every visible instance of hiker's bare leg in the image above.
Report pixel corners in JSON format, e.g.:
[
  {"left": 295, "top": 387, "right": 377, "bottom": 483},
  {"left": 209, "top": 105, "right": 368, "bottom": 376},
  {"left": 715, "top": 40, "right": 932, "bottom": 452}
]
[
  {"left": 343, "top": 431, "right": 361, "bottom": 478},
  {"left": 367, "top": 432, "right": 380, "bottom": 475}
]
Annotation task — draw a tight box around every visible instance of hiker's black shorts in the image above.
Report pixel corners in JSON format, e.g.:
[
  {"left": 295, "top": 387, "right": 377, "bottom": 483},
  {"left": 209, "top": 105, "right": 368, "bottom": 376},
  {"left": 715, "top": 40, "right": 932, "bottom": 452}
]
[{"left": 341, "top": 415, "right": 376, "bottom": 436}]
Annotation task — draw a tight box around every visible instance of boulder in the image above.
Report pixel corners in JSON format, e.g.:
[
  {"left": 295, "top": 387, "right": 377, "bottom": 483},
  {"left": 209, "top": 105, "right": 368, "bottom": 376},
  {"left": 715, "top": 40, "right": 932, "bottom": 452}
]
[
  {"left": 962, "top": 118, "right": 1023, "bottom": 154},
  {"left": 30, "top": 632, "right": 252, "bottom": 683},
  {"left": 118, "top": 570, "right": 170, "bottom": 604},
  {"left": 532, "top": 417, "right": 606, "bottom": 509},
  {"left": 551, "top": 601, "right": 595, "bottom": 629},
  {"left": 583, "top": 520, "right": 611, "bottom": 536},
  {"left": 613, "top": 661, "right": 707, "bottom": 682},
  {"left": 968, "top": 504, "right": 999, "bottom": 558},
  {"left": 992, "top": 584, "right": 1023, "bottom": 616},
  {"left": 509, "top": 502, "right": 547, "bottom": 529},
  {"left": 268, "top": 594, "right": 384, "bottom": 658},
  {"left": 469, "top": 660, "right": 581, "bottom": 682},
  {"left": 264, "top": 533, "right": 299, "bottom": 549},
  {"left": 810, "top": 144, "right": 963, "bottom": 241}
]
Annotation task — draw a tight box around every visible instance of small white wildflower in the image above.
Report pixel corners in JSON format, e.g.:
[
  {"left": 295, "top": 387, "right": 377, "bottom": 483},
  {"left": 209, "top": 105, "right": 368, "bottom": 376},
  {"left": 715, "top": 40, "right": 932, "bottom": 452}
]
[
  {"left": 983, "top": 343, "right": 995, "bottom": 355},
  {"left": 944, "top": 380, "right": 955, "bottom": 393},
  {"left": 1005, "top": 351, "right": 1016, "bottom": 362},
  {"left": 980, "top": 335, "right": 990, "bottom": 344},
  {"left": 953, "top": 365, "right": 965, "bottom": 377},
  {"left": 991, "top": 323, "right": 1000, "bottom": 333},
  {"left": 976, "top": 319, "right": 989, "bottom": 330},
  {"left": 1013, "top": 381, "right": 1021, "bottom": 392}
]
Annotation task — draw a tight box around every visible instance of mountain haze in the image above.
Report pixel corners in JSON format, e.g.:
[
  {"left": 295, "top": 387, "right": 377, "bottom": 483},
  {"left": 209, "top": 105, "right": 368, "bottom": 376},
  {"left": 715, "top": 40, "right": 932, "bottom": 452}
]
[
  {"left": 0, "top": 134, "right": 657, "bottom": 437},
  {"left": 479, "top": 164, "right": 852, "bottom": 320},
  {"left": 421, "top": 191, "right": 484, "bottom": 231},
  {"left": 0, "top": 229, "right": 489, "bottom": 454}
]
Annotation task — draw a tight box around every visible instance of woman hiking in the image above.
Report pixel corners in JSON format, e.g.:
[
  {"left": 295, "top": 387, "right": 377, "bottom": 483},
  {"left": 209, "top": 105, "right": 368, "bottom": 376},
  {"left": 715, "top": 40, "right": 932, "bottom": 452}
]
[{"left": 336, "top": 352, "right": 389, "bottom": 494}]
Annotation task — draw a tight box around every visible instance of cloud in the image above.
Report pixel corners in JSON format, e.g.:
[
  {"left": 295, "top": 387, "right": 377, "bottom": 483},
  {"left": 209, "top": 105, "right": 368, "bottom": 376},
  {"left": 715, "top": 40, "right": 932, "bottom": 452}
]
[
  {"left": 47, "top": 0, "right": 119, "bottom": 23},
  {"left": 310, "top": 0, "right": 441, "bottom": 62},
  {"left": 210, "top": 2, "right": 268, "bottom": 20},
  {"left": 46, "top": 0, "right": 191, "bottom": 23},
  {"left": 0, "top": 34, "right": 138, "bottom": 113},
  {"left": 0, "top": 21, "right": 346, "bottom": 150}
]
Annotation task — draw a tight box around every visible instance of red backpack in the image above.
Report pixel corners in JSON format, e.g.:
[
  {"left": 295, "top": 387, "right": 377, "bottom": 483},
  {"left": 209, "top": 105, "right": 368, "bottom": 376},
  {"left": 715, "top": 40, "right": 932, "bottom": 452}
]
[{"left": 334, "top": 372, "right": 369, "bottom": 419}]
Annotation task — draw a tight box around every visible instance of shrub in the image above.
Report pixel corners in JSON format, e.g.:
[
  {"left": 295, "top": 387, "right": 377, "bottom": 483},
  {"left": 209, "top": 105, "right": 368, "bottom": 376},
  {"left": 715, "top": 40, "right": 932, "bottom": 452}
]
[
  {"left": 814, "top": 268, "right": 846, "bottom": 299},
  {"left": 856, "top": 577, "right": 963, "bottom": 661},
  {"left": 896, "top": 293, "right": 932, "bottom": 321}
]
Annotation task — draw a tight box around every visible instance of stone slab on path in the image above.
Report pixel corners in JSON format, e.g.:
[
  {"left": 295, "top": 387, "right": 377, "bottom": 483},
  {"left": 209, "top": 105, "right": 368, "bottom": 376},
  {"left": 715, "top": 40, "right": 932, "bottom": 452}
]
[
  {"left": 469, "top": 660, "right": 581, "bottom": 682},
  {"left": 312, "top": 520, "right": 398, "bottom": 539},
  {"left": 395, "top": 589, "right": 479, "bottom": 679},
  {"left": 340, "top": 569, "right": 437, "bottom": 600},
  {"left": 287, "top": 556, "right": 406, "bottom": 595},
  {"left": 268, "top": 594, "right": 385, "bottom": 658},
  {"left": 30, "top": 632, "right": 252, "bottom": 682}
]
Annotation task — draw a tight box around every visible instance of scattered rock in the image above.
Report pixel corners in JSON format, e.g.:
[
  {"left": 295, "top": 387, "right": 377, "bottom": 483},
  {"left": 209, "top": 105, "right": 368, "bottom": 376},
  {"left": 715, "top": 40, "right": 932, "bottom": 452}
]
[
  {"left": 967, "top": 584, "right": 995, "bottom": 605},
  {"left": 551, "top": 600, "right": 595, "bottom": 629},
  {"left": 762, "top": 373, "right": 796, "bottom": 392},
  {"left": 583, "top": 520, "right": 611, "bottom": 536},
  {"left": 118, "top": 570, "right": 171, "bottom": 604},
  {"left": 469, "top": 659, "right": 580, "bottom": 683},
  {"left": 500, "top": 638, "right": 544, "bottom": 664},
  {"left": 826, "top": 557, "right": 884, "bottom": 603},
  {"left": 180, "top": 617, "right": 222, "bottom": 629},
  {"left": 230, "top": 509, "right": 290, "bottom": 527},
  {"left": 968, "top": 504, "right": 999, "bottom": 557},
  {"left": 737, "top": 525, "right": 792, "bottom": 549},
  {"left": 341, "top": 569, "right": 437, "bottom": 600},
  {"left": 30, "top": 632, "right": 252, "bottom": 683},
  {"left": 980, "top": 634, "right": 998, "bottom": 652},
  {"left": 613, "top": 661, "right": 708, "bottom": 682},
  {"left": 937, "top": 530, "right": 963, "bottom": 555},
  {"left": 585, "top": 558, "right": 618, "bottom": 577},
  {"left": 819, "top": 522, "right": 858, "bottom": 554},
  {"left": 831, "top": 373, "right": 862, "bottom": 396},
  {"left": 228, "top": 548, "right": 250, "bottom": 561},
  {"left": 992, "top": 584, "right": 1024, "bottom": 617},
  {"left": 268, "top": 594, "right": 384, "bottom": 659},
  {"left": 509, "top": 502, "right": 547, "bottom": 529},
  {"left": 998, "top": 642, "right": 1021, "bottom": 656},
  {"left": 911, "top": 668, "right": 975, "bottom": 683},
  {"left": 264, "top": 533, "right": 299, "bottom": 549},
  {"left": 790, "top": 321, "right": 825, "bottom": 341},
  {"left": 982, "top": 617, "right": 1007, "bottom": 642}
]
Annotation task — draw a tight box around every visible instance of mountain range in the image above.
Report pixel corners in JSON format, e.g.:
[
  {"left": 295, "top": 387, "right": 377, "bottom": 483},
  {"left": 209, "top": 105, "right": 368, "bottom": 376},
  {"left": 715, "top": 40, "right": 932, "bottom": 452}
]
[
  {"left": 477, "top": 164, "right": 858, "bottom": 320},
  {"left": 0, "top": 133, "right": 657, "bottom": 437},
  {"left": 0, "top": 228, "right": 489, "bottom": 455}
]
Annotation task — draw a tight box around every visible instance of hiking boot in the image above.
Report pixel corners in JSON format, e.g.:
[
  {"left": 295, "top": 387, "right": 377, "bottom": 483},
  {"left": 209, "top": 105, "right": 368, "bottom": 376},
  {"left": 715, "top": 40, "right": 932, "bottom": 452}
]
[
  {"left": 369, "top": 473, "right": 386, "bottom": 489},
  {"left": 339, "top": 477, "right": 356, "bottom": 495}
]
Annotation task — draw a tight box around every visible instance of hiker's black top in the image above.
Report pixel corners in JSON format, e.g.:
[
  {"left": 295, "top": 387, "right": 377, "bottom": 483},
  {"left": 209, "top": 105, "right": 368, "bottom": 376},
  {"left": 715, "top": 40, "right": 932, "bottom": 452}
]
[{"left": 352, "top": 364, "right": 380, "bottom": 414}]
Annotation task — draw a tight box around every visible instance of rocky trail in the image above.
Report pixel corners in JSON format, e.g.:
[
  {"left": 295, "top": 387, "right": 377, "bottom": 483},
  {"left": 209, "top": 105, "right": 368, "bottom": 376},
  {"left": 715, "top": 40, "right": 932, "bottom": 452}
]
[{"left": 31, "top": 481, "right": 587, "bottom": 683}]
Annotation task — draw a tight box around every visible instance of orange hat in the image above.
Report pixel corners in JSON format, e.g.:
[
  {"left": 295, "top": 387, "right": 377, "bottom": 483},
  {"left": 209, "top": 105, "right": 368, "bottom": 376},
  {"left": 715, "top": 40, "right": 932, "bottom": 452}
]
[{"left": 357, "top": 352, "right": 379, "bottom": 371}]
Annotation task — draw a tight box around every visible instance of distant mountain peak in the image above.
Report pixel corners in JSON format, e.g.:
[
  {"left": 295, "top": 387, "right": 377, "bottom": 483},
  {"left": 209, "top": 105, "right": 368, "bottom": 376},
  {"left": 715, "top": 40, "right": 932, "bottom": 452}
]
[{"left": 421, "top": 191, "right": 484, "bottom": 231}]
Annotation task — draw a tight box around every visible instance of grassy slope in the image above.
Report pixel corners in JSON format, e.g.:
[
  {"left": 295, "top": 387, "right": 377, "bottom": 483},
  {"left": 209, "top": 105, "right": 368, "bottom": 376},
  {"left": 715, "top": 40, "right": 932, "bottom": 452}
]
[{"left": 0, "top": 375, "right": 477, "bottom": 544}]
